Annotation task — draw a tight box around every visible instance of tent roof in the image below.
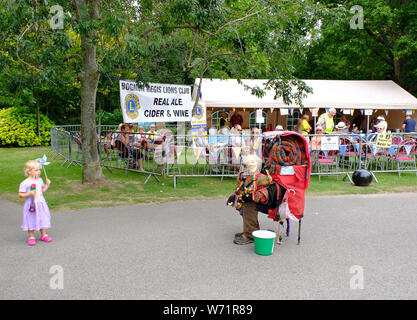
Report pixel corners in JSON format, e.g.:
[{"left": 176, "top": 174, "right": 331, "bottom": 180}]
[{"left": 193, "top": 78, "right": 417, "bottom": 110}]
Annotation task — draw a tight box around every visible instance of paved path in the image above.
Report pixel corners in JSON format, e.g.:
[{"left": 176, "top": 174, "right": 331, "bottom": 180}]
[{"left": 1, "top": 193, "right": 417, "bottom": 300}]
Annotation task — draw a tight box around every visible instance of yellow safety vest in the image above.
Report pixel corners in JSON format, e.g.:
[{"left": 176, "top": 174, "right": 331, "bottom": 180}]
[
  {"left": 318, "top": 113, "right": 334, "bottom": 133},
  {"left": 218, "top": 116, "right": 227, "bottom": 129}
]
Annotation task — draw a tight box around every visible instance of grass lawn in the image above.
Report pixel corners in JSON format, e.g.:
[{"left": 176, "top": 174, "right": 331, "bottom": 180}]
[{"left": 1, "top": 146, "right": 417, "bottom": 212}]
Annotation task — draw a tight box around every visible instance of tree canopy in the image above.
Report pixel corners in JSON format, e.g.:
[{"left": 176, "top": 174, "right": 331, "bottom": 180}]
[
  {"left": 1, "top": 0, "right": 416, "bottom": 182},
  {"left": 295, "top": 0, "right": 417, "bottom": 96}
]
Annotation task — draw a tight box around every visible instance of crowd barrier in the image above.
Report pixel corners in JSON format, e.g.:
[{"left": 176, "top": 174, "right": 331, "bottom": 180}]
[
  {"left": 50, "top": 126, "right": 417, "bottom": 186},
  {"left": 306, "top": 131, "right": 417, "bottom": 182}
]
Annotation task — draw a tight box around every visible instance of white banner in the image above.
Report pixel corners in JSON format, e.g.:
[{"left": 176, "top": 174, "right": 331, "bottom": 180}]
[
  {"left": 120, "top": 80, "right": 193, "bottom": 122},
  {"left": 280, "top": 108, "right": 289, "bottom": 116},
  {"left": 321, "top": 136, "right": 339, "bottom": 151}
]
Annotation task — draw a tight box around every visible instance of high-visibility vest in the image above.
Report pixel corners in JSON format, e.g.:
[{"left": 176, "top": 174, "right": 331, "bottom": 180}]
[
  {"left": 218, "top": 116, "right": 227, "bottom": 129},
  {"left": 318, "top": 113, "right": 334, "bottom": 133}
]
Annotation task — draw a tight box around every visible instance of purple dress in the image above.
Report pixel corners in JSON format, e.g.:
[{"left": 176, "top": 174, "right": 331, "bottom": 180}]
[{"left": 19, "top": 178, "right": 51, "bottom": 231}]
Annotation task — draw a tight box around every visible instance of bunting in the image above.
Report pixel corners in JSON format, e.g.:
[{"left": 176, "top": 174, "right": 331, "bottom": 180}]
[{"left": 193, "top": 146, "right": 203, "bottom": 159}]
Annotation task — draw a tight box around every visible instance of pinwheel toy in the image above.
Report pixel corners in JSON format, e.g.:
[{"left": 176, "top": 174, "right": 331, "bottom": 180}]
[{"left": 35, "top": 154, "right": 51, "bottom": 180}]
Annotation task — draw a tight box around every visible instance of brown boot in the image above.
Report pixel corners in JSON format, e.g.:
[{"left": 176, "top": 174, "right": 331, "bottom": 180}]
[{"left": 233, "top": 234, "right": 254, "bottom": 245}]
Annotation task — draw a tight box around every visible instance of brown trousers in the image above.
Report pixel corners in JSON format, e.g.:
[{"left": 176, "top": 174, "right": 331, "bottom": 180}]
[{"left": 242, "top": 202, "right": 259, "bottom": 239}]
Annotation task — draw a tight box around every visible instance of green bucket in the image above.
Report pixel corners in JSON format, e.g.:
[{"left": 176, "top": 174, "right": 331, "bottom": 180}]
[{"left": 252, "top": 230, "right": 276, "bottom": 256}]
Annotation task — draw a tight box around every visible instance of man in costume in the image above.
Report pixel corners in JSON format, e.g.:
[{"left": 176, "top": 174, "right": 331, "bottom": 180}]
[{"left": 227, "top": 154, "right": 273, "bottom": 245}]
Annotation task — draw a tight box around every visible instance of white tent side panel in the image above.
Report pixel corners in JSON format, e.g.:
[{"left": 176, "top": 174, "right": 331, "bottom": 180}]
[{"left": 193, "top": 79, "right": 417, "bottom": 110}]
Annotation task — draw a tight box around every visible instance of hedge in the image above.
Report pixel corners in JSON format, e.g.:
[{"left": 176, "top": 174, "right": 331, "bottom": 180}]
[{"left": 0, "top": 107, "right": 55, "bottom": 147}]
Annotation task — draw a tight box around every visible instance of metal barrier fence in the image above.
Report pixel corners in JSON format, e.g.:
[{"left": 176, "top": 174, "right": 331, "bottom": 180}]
[
  {"left": 50, "top": 126, "right": 417, "bottom": 185},
  {"left": 306, "top": 131, "right": 417, "bottom": 182},
  {"left": 97, "top": 127, "right": 261, "bottom": 186}
]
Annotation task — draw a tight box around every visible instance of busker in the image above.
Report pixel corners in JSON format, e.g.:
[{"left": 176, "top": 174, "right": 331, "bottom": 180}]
[{"left": 227, "top": 154, "right": 272, "bottom": 245}]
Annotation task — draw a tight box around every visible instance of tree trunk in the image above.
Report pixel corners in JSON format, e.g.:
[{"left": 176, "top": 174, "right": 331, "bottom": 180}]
[
  {"left": 75, "top": 0, "right": 104, "bottom": 183},
  {"left": 394, "top": 57, "right": 401, "bottom": 85}
]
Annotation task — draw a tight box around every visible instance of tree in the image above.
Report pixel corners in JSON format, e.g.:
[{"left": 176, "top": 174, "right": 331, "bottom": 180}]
[
  {"left": 73, "top": 0, "right": 104, "bottom": 182},
  {"left": 295, "top": 0, "right": 417, "bottom": 96},
  {"left": 0, "top": 0, "right": 80, "bottom": 123}
]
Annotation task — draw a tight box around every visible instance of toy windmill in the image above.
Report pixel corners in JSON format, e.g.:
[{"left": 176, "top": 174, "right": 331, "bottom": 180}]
[{"left": 35, "top": 154, "right": 51, "bottom": 180}]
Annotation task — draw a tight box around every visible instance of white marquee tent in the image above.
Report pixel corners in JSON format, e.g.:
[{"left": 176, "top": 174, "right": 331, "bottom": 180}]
[{"left": 193, "top": 78, "right": 417, "bottom": 110}]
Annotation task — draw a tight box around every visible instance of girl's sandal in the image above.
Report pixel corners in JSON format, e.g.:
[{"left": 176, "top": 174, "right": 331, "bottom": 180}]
[
  {"left": 27, "top": 237, "right": 36, "bottom": 246},
  {"left": 39, "top": 235, "right": 52, "bottom": 242}
]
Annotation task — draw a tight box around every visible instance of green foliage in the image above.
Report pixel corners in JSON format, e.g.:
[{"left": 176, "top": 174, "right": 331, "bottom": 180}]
[
  {"left": 97, "top": 109, "right": 124, "bottom": 125},
  {"left": 295, "top": 0, "right": 417, "bottom": 96},
  {"left": 0, "top": 107, "right": 55, "bottom": 147}
]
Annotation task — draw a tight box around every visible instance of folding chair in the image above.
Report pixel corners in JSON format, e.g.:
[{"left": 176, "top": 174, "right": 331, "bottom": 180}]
[
  {"left": 114, "top": 139, "right": 134, "bottom": 172},
  {"left": 339, "top": 137, "right": 357, "bottom": 171},
  {"left": 317, "top": 150, "right": 339, "bottom": 181},
  {"left": 393, "top": 139, "right": 417, "bottom": 176}
]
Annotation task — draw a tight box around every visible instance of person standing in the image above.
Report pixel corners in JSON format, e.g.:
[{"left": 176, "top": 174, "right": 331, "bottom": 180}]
[
  {"left": 317, "top": 108, "right": 336, "bottom": 133},
  {"left": 218, "top": 112, "right": 228, "bottom": 130},
  {"left": 301, "top": 115, "right": 312, "bottom": 135},
  {"left": 18, "top": 160, "right": 52, "bottom": 246},
  {"left": 402, "top": 115, "right": 416, "bottom": 133},
  {"left": 230, "top": 110, "right": 243, "bottom": 128}
]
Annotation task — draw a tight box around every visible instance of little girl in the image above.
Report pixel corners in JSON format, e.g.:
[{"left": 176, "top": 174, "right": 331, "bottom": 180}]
[{"left": 18, "top": 160, "right": 52, "bottom": 246}]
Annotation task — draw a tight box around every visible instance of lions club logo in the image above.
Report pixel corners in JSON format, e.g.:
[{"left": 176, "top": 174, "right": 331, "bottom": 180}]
[
  {"left": 193, "top": 104, "right": 204, "bottom": 120},
  {"left": 125, "top": 94, "right": 140, "bottom": 119}
]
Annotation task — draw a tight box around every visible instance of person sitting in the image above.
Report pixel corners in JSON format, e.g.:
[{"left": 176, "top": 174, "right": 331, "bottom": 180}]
[
  {"left": 275, "top": 125, "right": 284, "bottom": 131},
  {"left": 194, "top": 128, "right": 207, "bottom": 147},
  {"left": 352, "top": 125, "right": 360, "bottom": 134},
  {"left": 374, "top": 116, "right": 387, "bottom": 133},
  {"left": 335, "top": 122, "right": 347, "bottom": 133},
  {"left": 229, "top": 125, "right": 246, "bottom": 148},
  {"left": 310, "top": 126, "right": 324, "bottom": 150},
  {"left": 137, "top": 126, "right": 147, "bottom": 139},
  {"left": 193, "top": 128, "right": 208, "bottom": 162},
  {"left": 340, "top": 115, "right": 351, "bottom": 132},
  {"left": 219, "top": 121, "right": 231, "bottom": 142},
  {"left": 126, "top": 123, "right": 135, "bottom": 142},
  {"left": 104, "top": 123, "right": 123, "bottom": 160},
  {"left": 146, "top": 124, "right": 159, "bottom": 143},
  {"left": 116, "top": 124, "right": 145, "bottom": 172}
]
